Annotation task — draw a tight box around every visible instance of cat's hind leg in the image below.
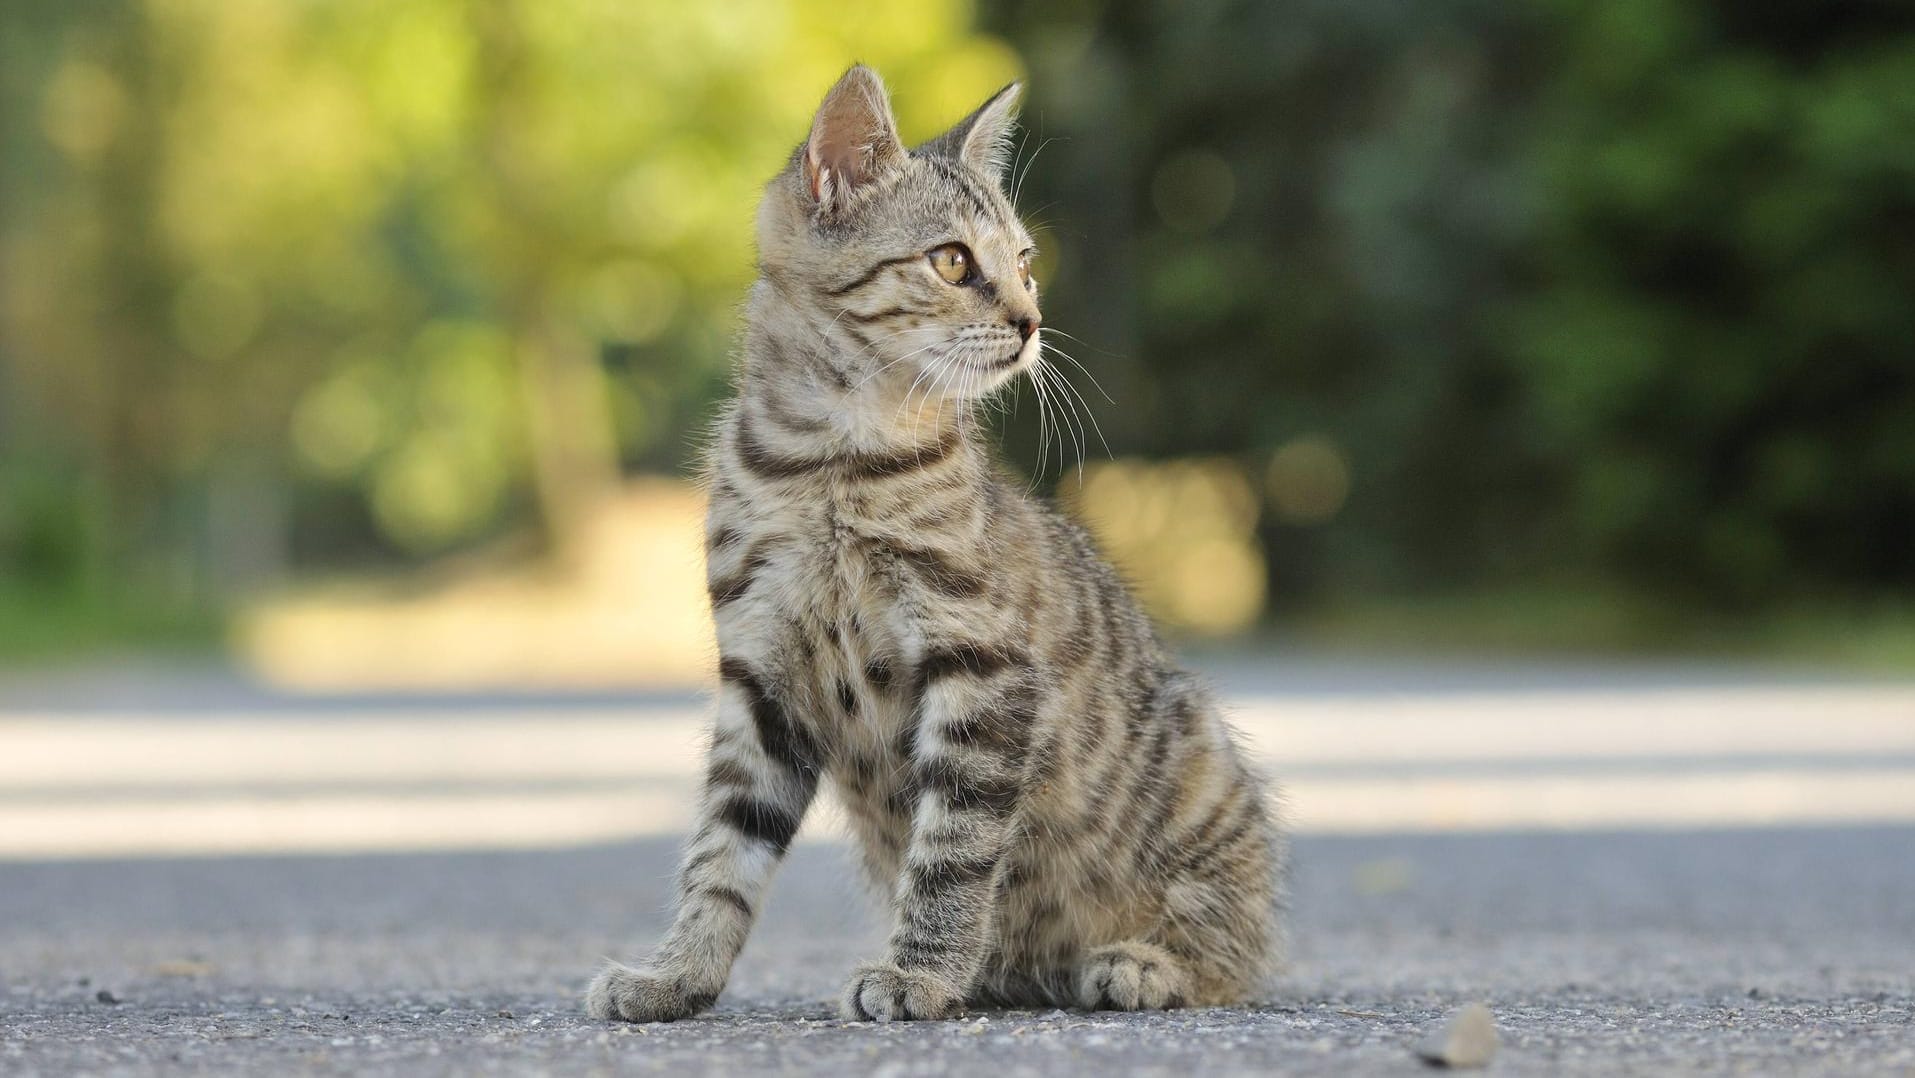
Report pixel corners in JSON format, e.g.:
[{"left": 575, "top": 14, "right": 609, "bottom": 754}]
[{"left": 1076, "top": 769, "right": 1283, "bottom": 1011}]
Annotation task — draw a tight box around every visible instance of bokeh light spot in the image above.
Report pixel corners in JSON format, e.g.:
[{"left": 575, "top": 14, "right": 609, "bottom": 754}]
[
  {"left": 587, "top": 260, "right": 682, "bottom": 344},
  {"left": 42, "top": 60, "right": 126, "bottom": 159},
  {"left": 292, "top": 363, "right": 390, "bottom": 480},
  {"left": 1072, "top": 457, "right": 1266, "bottom": 636},
  {"left": 1151, "top": 149, "right": 1235, "bottom": 234},
  {"left": 1266, "top": 435, "right": 1351, "bottom": 525},
  {"left": 174, "top": 272, "right": 263, "bottom": 362}
]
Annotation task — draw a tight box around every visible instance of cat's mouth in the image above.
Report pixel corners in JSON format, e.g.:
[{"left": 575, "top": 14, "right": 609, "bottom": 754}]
[
  {"left": 981, "top": 333, "right": 1040, "bottom": 374},
  {"left": 981, "top": 347, "right": 1028, "bottom": 372},
  {"left": 924, "top": 333, "right": 1037, "bottom": 396}
]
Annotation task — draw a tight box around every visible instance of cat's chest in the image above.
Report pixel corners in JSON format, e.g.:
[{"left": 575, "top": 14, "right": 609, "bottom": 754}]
[
  {"left": 755, "top": 503, "right": 921, "bottom": 763},
  {"left": 742, "top": 490, "right": 923, "bottom": 669},
  {"left": 745, "top": 481, "right": 878, "bottom": 584}
]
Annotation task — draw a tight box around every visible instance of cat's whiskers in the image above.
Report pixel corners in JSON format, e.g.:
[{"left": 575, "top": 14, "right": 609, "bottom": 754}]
[
  {"left": 921, "top": 344, "right": 971, "bottom": 443},
  {"left": 1028, "top": 357, "right": 1082, "bottom": 478},
  {"left": 1033, "top": 332, "right": 1117, "bottom": 406},
  {"left": 853, "top": 334, "right": 945, "bottom": 395},
  {"left": 1026, "top": 359, "right": 1059, "bottom": 490},
  {"left": 1023, "top": 335, "right": 1111, "bottom": 485},
  {"left": 893, "top": 342, "right": 955, "bottom": 432},
  {"left": 1011, "top": 136, "right": 1056, "bottom": 211}
]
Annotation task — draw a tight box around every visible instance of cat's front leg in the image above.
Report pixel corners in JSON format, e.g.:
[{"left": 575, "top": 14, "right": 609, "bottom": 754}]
[
  {"left": 842, "top": 643, "right": 1035, "bottom": 1022},
  {"left": 587, "top": 656, "right": 822, "bottom": 1022}
]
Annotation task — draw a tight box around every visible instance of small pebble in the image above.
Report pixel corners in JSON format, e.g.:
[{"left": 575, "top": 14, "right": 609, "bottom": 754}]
[
  {"left": 1415, "top": 1002, "right": 1498, "bottom": 1069},
  {"left": 95, "top": 989, "right": 120, "bottom": 1005}
]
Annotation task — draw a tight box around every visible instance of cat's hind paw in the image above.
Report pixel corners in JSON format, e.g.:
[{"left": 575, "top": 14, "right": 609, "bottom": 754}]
[
  {"left": 585, "top": 962, "right": 715, "bottom": 1023},
  {"left": 1074, "top": 941, "right": 1192, "bottom": 1011}
]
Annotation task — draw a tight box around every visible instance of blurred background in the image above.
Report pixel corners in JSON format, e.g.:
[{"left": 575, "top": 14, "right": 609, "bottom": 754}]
[
  {"left": 5, "top": 0, "right": 1913, "bottom": 684},
  {"left": 3, "top": 10, "right": 1914, "bottom": 1064}
]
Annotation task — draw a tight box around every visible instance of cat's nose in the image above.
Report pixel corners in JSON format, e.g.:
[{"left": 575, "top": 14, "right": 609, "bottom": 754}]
[{"left": 1013, "top": 316, "right": 1040, "bottom": 342}]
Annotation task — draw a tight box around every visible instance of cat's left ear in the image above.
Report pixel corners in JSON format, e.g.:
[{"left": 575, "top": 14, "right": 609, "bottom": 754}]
[
  {"left": 925, "top": 81, "right": 1023, "bottom": 189},
  {"left": 804, "top": 65, "right": 908, "bottom": 218}
]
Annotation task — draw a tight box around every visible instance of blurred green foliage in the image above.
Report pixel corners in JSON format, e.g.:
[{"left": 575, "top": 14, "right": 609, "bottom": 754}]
[
  {"left": 985, "top": 0, "right": 1915, "bottom": 620},
  {"left": 2, "top": 0, "right": 1911, "bottom": 654},
  {"left": 0, "top": 0, "right": 1018, "bottom": 611}
]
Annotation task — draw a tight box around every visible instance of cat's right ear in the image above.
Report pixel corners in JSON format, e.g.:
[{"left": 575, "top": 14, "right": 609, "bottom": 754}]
[{"left": 803, "top": 65, "right": 906, "bottom": 218}]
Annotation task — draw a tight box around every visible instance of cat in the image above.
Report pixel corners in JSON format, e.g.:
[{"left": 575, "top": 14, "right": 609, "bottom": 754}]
[{"left": 586, "top": 64, "right": 1284, "bottom": 1023}]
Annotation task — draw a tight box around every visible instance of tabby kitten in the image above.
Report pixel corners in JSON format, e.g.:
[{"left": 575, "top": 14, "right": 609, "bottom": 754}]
[{"left": 586, "top": 65, "right": 1283, "bottom": 1023}]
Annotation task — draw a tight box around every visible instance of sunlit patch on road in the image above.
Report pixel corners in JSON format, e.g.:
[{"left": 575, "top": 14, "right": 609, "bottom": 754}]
[{"left": 4, "top": 683, "right": 1912, "bottom": 859}]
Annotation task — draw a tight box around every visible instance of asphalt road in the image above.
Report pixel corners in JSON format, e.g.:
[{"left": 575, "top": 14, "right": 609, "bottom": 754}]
[
  {"left": 2, "top": 827, "right": 1912, "bottom": 1075},
  {"left": 2, "top": 660, "right": 1913, "bottom": 1074}
]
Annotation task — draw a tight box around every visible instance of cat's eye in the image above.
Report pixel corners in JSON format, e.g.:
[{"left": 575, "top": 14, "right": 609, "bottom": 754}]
[
  {"left": 1017, "top": 252, "right": 1034, "bottom": 290},
  {"left": 928, "top": 244, "right": 974, "bottom": 285}
]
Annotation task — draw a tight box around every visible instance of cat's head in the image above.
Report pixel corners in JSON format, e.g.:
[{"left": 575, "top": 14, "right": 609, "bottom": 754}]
[{"left": 756, "top": 65, "right": 1041, "bottom": 404}]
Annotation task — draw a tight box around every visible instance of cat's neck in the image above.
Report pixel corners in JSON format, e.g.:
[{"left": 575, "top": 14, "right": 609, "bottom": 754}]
[{"left": 736, "top": 279, "right": 979, "bottom": 464}]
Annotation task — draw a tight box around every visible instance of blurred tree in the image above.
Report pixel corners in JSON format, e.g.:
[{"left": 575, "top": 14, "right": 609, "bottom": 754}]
[
  {"left": 983, "top": 0, "right": 1551, "bottom": 602},
  {"left": 986, "top": 0, "right": 1915, "bottom": 617},
  {"left": 1504, "top": 0, "right": 1915, "bottom": 606},
  {"left": 0, "top": 0, "right": 1019, "bottom": 604}
]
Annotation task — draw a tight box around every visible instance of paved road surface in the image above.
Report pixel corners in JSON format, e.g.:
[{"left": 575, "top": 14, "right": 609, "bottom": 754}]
[
  {"left": 1, "top": 659, "right": 1912, "bottom": 1074},
  {"left": 3, "top": 830, "right": 1913, "bottom": 1075}
]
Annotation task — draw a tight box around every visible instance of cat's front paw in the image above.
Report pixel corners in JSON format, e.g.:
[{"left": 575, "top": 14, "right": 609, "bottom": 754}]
[
  {"left": 585, "top": 961, "right": 715, "bottom": 1023},
  {"left": 840, "top": 962, "right": 963, "bottom": 1022}
]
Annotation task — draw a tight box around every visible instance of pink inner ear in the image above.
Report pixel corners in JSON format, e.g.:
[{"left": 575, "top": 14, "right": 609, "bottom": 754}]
[
  {"left": 803, "top": 71, "right": 905, "bottom": 208},
  {"left": 804, "top": 153, "right": 826, "bottom": 201}
]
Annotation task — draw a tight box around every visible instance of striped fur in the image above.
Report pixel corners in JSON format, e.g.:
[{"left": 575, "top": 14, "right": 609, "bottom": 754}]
[{"left": 586, "top": 65, "right": 1285, "bottom": 1024}]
